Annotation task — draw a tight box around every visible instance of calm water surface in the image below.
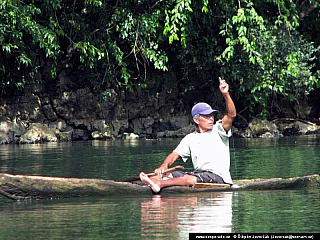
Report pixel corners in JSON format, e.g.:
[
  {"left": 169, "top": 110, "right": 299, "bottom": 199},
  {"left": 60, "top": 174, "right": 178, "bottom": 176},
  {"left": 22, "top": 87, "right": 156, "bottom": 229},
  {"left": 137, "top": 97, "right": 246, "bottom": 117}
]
[{"left": 0, "top": 135, "right": 319, "bottom": 239}]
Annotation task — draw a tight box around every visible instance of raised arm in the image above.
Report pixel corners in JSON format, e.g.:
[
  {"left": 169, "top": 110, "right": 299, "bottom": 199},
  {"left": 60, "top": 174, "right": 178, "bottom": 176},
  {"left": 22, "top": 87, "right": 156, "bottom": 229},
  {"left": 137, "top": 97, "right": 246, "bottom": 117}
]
[{"left": 219, "top": 77, "right": 236, "bottom": 133}]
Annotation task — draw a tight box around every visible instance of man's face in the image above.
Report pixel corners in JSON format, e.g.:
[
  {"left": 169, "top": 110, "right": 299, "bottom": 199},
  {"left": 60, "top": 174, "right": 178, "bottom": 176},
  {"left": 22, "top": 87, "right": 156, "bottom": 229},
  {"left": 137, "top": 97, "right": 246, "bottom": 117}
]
[{"left": 194, "top": 113, "right": 214, "bottom": 133}]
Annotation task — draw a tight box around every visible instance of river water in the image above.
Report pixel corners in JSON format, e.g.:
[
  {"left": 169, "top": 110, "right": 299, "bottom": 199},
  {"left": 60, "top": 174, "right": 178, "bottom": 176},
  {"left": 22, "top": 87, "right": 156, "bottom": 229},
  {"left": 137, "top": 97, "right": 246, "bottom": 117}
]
[{"left": 0, "top": 135, "right": 319, "bottom": 239}]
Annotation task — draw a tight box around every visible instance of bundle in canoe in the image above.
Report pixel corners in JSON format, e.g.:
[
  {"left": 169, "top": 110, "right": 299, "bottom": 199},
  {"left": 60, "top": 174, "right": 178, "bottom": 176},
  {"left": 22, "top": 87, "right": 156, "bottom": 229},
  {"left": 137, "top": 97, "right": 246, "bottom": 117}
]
[{"left": 0, "top": 171, "right": 319, "bottom": 200}]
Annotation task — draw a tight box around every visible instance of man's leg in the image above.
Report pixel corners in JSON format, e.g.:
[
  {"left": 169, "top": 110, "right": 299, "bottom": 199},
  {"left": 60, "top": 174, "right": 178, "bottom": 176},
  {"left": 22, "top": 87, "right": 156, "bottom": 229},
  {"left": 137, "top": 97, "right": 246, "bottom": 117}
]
[
  {"left": 148, "top": 172, "right": 174, "bottom": 181},
  {"left": 140, "top": 172, "right": 197, "bottom": 193}
]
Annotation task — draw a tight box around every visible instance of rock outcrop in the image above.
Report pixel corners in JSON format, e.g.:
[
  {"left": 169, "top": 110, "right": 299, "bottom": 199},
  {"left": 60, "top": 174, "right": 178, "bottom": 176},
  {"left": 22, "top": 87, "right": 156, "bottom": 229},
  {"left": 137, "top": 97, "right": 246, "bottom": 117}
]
[
  {"left": 234, "top": 118, "right": 320, "bottom": 138},
  {"left": 1, "top": 72, "right": 319, "bottom": 144},
  {"left": 0, "top": 72, "right": 192, "bottom": 143}
]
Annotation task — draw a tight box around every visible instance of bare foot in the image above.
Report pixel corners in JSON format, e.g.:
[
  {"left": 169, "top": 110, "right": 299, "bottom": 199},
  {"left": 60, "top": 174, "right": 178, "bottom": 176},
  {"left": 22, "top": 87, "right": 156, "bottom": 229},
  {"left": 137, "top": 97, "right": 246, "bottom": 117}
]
[{"left": 139, "top": 172, "right": 161, "bottom": 193}]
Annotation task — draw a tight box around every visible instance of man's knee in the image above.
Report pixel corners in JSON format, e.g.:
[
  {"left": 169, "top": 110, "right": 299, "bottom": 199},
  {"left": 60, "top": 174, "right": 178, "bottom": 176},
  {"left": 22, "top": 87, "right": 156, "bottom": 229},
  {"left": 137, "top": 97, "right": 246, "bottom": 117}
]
[{"left": 183, "top": 175, "right": 197, "bottom": 186}]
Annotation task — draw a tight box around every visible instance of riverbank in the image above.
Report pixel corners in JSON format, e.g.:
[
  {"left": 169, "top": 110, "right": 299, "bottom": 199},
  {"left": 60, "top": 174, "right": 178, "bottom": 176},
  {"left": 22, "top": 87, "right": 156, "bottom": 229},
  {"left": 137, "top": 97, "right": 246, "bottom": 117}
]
[
  {"left": 1, "top": 75, "right": 319, "bottom": 144},
  {"left": 1, "top": 116, "right": 319, "bottom": 144}
]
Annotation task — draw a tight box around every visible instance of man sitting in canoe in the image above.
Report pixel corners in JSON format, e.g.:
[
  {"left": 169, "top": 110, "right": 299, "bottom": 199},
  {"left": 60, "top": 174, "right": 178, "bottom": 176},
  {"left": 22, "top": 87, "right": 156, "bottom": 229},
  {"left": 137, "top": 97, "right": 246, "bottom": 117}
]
[{"left": 140, "top": 77, "right": 237, "bottom": 193}]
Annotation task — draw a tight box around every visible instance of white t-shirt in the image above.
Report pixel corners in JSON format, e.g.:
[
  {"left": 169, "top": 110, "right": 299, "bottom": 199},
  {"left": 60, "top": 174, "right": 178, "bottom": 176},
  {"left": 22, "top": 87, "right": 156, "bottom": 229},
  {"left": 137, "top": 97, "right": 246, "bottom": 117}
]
[{"left": 173, "top": 120, "right": 233, "bottom": 184}]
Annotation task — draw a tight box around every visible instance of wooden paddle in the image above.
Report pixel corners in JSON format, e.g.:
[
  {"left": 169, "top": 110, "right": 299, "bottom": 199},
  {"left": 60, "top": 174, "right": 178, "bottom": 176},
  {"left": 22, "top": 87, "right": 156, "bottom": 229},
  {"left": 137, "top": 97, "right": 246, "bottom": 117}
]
[{"left": 122, "top": 165, "right": 185, "bottom": 182}]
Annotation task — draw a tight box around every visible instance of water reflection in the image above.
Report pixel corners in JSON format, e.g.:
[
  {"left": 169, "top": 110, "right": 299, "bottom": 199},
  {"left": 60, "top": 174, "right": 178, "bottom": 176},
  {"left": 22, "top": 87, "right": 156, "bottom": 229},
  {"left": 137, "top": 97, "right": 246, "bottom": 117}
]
[
  {"left": 232, "top": 134, "right": 320, "bottom": 148},
  {"left": 140, "top": 192, "right": 234, "bottom": 238},
  {"left": 230, "top": 135, "right": 320, "bottom": 180},
  {"left": 0, "top": 139, "right": 183, "bottom": 180},
  {"left": 0, "top": 136, "right": 319, "bottom": 238},
  {"left": 0, "top": 196, "right": 144, "bottom": 240}
]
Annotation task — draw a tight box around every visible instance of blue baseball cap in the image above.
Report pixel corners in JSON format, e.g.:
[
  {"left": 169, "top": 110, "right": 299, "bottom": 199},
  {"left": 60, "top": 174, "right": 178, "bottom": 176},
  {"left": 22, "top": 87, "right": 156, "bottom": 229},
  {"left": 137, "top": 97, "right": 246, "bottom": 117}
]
[{"left": 191, "top": 102, "right": 218, "bottom": 117}]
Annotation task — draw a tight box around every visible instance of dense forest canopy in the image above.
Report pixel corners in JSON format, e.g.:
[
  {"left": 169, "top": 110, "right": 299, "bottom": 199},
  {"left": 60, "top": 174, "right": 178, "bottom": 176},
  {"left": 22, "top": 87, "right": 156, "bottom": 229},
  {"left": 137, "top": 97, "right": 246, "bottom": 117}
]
[{"left": 1, "top": 0, "right": 319, "bottom": 119}]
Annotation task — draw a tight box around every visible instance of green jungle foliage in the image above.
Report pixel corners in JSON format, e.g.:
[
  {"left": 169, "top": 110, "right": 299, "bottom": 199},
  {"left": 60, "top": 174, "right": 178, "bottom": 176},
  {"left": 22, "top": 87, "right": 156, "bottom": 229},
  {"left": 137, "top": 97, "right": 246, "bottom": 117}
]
[{"left": 0, "top": 0, "right": 319, "bottom": 118}]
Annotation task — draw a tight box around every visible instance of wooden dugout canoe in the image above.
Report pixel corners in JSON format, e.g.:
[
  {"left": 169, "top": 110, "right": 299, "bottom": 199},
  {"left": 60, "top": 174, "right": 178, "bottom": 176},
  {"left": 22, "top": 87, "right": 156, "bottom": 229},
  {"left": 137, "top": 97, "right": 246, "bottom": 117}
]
[{"left": 0, "top": 173, "right": 319, "bottom": 200}]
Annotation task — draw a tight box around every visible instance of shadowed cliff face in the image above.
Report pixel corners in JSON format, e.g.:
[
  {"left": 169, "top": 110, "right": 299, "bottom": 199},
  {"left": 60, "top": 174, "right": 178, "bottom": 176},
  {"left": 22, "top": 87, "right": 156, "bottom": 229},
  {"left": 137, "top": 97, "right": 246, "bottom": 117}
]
[
  {"left": 0, "top": 72, "right": 192, "bottom": 144},
  {"left": 1, "top": 72, "right": 319, "bottom": 144}
]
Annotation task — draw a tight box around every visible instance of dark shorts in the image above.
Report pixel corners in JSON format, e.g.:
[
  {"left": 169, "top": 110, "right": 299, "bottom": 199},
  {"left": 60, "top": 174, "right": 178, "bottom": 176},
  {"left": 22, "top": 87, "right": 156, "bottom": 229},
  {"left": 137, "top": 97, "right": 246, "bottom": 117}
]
[{"left": 171, "top": 170, "right": 225, "bottom": 183}]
